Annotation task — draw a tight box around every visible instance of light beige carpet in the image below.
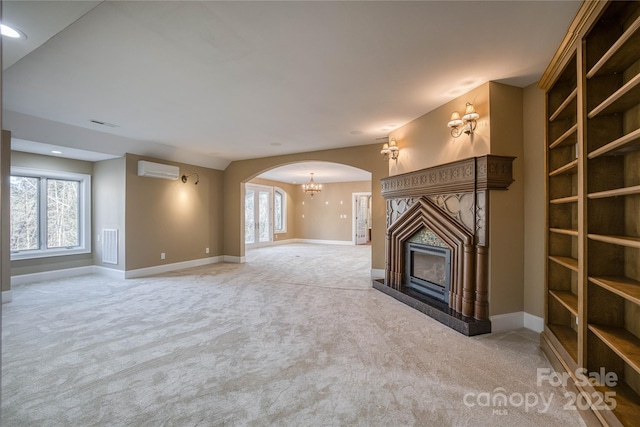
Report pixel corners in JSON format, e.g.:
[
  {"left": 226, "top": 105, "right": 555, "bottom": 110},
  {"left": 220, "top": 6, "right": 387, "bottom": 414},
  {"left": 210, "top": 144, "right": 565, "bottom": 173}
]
[{"left": 2, "top": 244, "right": 586, "bottom": 426}]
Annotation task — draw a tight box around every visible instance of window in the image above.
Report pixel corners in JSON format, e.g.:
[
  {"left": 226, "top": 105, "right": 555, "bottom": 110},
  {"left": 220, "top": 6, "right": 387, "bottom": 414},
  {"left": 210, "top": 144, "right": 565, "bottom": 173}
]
[
  {"left": 274, "top": 187, "right": 287, "bottom": 233},
  {"left": 10, "top": 167, "right": 91, "bottom": 260}
]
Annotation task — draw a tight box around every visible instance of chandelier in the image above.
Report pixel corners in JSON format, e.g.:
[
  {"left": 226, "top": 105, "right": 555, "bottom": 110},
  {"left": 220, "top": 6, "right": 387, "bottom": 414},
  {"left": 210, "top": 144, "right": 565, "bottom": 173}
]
[{"left": 302, "top": 173, "right": 322, "bottom": 197}]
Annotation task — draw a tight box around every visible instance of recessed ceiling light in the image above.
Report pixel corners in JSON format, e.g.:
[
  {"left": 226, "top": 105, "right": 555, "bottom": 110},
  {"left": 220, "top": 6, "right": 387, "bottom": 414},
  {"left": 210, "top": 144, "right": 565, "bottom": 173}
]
[
  {"left": 1, "top": 24, "right": 26, "bottom": 39},
  {"left": 51, "top": 150, "right": 62, "bottom": 154}
]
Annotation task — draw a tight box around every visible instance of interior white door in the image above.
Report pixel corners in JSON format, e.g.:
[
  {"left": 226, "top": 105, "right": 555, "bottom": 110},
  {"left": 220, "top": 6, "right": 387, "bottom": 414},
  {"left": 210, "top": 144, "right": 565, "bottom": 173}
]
[{"left": 355, "top": 195, "right": 368, "bottom": 245}]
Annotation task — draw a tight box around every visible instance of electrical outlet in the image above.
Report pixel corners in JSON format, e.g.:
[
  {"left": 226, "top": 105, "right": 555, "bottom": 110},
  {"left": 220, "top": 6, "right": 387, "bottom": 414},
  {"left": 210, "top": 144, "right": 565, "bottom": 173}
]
[
  {"left": 205, "top": 248, "right": 209, "bottom": 254},
  {"left": 161, "top": 252, "right": 166, "bottom": 260}
]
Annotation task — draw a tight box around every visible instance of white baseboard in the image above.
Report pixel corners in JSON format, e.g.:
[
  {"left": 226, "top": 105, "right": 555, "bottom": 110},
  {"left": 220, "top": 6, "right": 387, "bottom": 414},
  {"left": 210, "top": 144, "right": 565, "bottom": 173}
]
[
  {"left": 490, "top": 312, "right": 524, "bottom": 333},
  {"left": 125, "top": 256, "right": 222, "bottom": 279},
  {"left": 294, "top": 239, "right": 353, "bottom": 246},
  {"left": 2, "top": 290, "right": 13, "bottom": 304},
  {"left": 10, "top": 257, "right": 225, "bottom": 287},
  {"left": 223, "top": 255, "right": 245, "bottom": 263},
  {"left": 11, "top": 266, "right": 95, "bottom": 286},
  {"left": 270, "top": 238, "right": 297, "bottom": 246},
  {"left": 371, "top": 268, "right": 385, "bottom": 279},
  {"left": 524, "top": 312, "right": 544, "bottom": 333},
  {"left": 490, "top": 311, "right": 545, "bottom": 333},
  {"left": 249, "top": 238, "right": 354, "bottom": 248},
  {"left": 93, "top": 266, "right": 126, "bottom": 280}
]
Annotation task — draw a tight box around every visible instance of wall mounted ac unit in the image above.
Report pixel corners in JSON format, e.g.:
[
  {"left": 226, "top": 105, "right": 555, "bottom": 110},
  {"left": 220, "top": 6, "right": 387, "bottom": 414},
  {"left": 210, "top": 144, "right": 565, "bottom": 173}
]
[{"left": 137, "top": 160, "right": 179, "bottom": 180}]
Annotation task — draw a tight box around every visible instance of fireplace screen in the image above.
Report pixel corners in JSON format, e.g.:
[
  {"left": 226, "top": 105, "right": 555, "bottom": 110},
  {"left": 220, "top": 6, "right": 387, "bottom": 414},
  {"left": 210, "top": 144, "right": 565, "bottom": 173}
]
[
  {"left": 406, "top": 243, "right": 451, "bottom": 302},
  {"left": 412, "top": 252, "right": 447, "bottom": 287}
]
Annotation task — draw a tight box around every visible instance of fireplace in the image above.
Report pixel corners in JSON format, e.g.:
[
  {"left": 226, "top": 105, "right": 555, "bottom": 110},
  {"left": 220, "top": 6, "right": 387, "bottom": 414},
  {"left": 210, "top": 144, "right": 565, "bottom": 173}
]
[
  {"left": 373, "top": 155, "right": 515, "bottom": 336},
  {"left": 406, "top": 243, "right": 450, "bottom": 302}
]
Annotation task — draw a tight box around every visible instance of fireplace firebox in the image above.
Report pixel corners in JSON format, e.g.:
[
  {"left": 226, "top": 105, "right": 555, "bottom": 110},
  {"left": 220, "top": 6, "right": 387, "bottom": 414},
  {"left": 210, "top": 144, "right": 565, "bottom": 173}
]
[{"left": 406, "top": 243, "right": 451, "bottom": 302}]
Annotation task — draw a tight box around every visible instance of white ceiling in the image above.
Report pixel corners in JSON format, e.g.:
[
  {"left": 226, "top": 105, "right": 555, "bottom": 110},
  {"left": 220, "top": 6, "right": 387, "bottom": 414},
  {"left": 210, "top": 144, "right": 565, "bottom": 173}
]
[
  {"left": 2, "top": 1, "right": 581, "bottom": 182},
  {"left": 258, "top": 161, "right": 371, "bottom": 184}
]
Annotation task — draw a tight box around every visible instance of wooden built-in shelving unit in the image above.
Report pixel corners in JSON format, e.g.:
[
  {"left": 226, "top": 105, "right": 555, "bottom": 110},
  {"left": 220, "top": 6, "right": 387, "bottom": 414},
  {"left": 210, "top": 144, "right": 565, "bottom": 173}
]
[{"left": 541, "top": 1, "right": 640, "bottom": 425}]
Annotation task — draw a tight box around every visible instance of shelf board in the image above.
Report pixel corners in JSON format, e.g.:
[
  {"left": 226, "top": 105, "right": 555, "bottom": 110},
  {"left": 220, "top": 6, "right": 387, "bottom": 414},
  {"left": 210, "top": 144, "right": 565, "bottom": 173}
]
[
  {"left": 589, "top": 276, "right": 640, "bottom": 306},
  {"left": 549, "top": 290, "right": 578, "bottom": 316},
  {"left": 588, "top": 185, "right": 640, "bottom": 199},
  {"left": 588, "top": 234, "right": 640, "bottom": 249},
  {"left": 549, "top": 123, "right": 578, "bottom": 149},
  {"left": 588, "top": 127, "right": 640, "bottom": 159},
  {"left": 550, "top": 227, "right": 579, "bottom": 237},
  {"left": 549, "top": 159, "right": 578, "bottom": 177},
  {"left": 594, "top": 381, "right": 640, "bottom": 427},
  {"left": 589, "top": 324, "right": 640, "bottom": 376},
  {"left": 549, "top": 255, "right": 579, "bottom": 272},
  {"left": 550, "top": 195, "right": 578, "bottom": 204},
  {"left": 588, "top": 72, "right": 640, "bottom": 118},
  {"left": 587, "top": 15, "right": 640, "bottom": 78},
  {"left": 549, "top": 88, "right": 577, "bottom": 122},
  {"left": 547, "top": 323, "right": 578, "bottom": 362}
]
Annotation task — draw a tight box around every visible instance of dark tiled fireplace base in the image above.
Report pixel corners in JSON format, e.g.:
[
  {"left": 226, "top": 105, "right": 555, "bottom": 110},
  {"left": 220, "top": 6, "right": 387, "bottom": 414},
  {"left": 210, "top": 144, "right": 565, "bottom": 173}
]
[{"left": 372, "top": 279, "right": 491, "bottom": 336}]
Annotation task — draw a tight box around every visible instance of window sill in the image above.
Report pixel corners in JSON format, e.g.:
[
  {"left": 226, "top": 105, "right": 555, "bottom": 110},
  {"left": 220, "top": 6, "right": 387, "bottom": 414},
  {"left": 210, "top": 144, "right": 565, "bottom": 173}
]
[{"left": 11, "top": 247, "right": 91, "bottom": 261}]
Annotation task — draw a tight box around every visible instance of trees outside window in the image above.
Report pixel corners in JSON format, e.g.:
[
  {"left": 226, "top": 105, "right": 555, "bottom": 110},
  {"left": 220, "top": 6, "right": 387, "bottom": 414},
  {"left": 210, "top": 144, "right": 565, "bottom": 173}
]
[{"left": 10, "top": 168, "right": 91, "bottom": 260}]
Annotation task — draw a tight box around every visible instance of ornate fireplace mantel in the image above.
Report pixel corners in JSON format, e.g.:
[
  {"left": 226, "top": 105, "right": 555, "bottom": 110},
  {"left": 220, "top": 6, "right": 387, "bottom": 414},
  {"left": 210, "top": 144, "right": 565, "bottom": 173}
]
[
  {"left": 381, "top": 155, "right": 515, "bottom": 198},
  {"left": 375, "top": 155, "right": 515, "bottom": 335}
]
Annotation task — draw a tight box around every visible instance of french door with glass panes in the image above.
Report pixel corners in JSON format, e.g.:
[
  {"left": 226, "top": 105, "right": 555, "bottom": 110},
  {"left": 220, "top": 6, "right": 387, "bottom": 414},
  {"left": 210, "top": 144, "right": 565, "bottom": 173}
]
[{"left": 244, "top": 184, "right": 273, "bottom": 247}]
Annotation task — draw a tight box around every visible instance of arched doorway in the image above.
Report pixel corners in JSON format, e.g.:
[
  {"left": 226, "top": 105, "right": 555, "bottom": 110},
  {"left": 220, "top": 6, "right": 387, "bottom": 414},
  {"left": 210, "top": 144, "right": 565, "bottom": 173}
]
[
  {"left": 221, "top": 144, "right": 389, "bottom": 272},
  {"left": 243, "top": 161, "right": 371, "bottom": 252}
]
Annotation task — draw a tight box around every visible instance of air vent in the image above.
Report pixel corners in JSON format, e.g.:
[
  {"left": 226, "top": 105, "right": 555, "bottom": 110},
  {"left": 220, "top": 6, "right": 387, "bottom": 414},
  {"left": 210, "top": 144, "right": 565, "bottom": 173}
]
[
  {"left": 89, "top": 119, "right": 119, "bottom": 128},
  {"left": 102, "top": 229, "right": 118, "bottom": 264}
]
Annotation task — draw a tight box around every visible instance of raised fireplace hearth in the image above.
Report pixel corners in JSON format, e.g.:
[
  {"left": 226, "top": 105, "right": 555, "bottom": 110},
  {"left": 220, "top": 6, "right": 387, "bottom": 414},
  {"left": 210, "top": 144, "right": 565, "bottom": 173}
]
[{"left": 374, "top": 155, "right": 515, "bottom": 336}]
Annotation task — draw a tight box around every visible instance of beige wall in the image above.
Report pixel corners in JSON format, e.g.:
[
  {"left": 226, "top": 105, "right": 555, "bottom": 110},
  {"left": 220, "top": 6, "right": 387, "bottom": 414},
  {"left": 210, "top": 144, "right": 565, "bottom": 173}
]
[
  {"left": 125, "top": 153, "right": 224, "bottom": 271},
  {"left": 11, "top": 151, "right": 93, "bottom": 175},
  {"left": 486, "top": 82, "right": 525, "bottom": 316},
  {"left": 249, "top": 178, "right": 371, "bottom": 243},
  {"left": 389, "top": 83, "right": 491, "bottom": 174},
  {"left": 93, "top": 157, "right": 126, "bottom": 270},
  {"left": 523, "top": 84, "right": 546, "bottom": 317},
  {"left": 296, "top": 181, "right": 370, "bottom": 242},
  {"left": 388, "top": 82, "right": 526, "bottom": 316},
  {"left": 10, "top": 152, "right": 95, "bottom": 276},
  {"left": 223, "top": 144, "right": 388, "bottom": 268}
]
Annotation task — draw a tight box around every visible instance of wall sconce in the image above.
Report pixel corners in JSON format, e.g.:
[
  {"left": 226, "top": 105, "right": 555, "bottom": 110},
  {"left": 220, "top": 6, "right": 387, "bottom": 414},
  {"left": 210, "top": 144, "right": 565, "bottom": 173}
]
[
  {"left": 447, "top": 102, "right": 480, "bottom": 138},
  {"left": 181, "top": 173, "right": 199, "bottom": 185},
  {"left": 381, "top": 138, "right": 400, "bottom": 162}
]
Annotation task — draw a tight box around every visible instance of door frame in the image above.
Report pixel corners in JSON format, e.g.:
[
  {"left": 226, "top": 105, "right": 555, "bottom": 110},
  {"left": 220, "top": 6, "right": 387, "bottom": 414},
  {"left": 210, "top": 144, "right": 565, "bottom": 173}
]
[
  {"left": 245, "top": 183, "right": 274, "bottom": 248},
  {"left": 351, "top": 192, "right": 372, "bottom": 245}
]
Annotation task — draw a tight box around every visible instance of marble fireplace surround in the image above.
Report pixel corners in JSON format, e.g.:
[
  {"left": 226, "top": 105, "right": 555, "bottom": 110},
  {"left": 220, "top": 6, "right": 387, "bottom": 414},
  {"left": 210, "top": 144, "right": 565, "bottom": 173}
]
[{"left": 373, "top": 155, "right": 515, "bottom": 336}]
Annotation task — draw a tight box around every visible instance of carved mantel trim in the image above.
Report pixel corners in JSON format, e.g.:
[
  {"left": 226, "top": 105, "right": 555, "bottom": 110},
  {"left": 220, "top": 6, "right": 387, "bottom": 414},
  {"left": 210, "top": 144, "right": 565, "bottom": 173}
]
[
  {"left": 380, "top": 155, "right": 515, "bottom": 323},
  {"left": 380, "top": 155, "right": 515, "bottom": 199}
]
